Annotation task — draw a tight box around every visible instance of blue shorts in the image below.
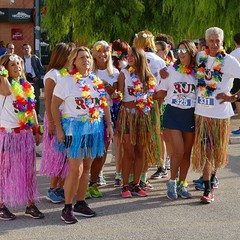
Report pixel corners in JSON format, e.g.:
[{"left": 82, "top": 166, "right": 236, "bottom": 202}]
[{"left": 163, "top": 104, "right": 195, "bottom": 132}]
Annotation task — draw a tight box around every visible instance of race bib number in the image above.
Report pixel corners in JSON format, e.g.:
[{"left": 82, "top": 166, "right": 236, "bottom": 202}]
[
  {"left": 171, "top": 97, "right": 191, "bottom": 108},
  {"left": 197, "top": 96, "right": 215, "bottom": 108}
]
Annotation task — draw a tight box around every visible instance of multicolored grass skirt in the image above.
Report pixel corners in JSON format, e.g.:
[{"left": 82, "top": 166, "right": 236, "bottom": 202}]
[
  {"left": 0, "top": 129, "right": 39, "bottom": 207},
  {"left": 116, "top": 101, "right": 161, "bottom": 165},
  {"left": 39, "top": 113, "right": 69, "bottom": 178},
  {"left": 192, "top": 115, "right": 230, "bottom": 171},
  {"left": 56, "top": 117, "right": 105, "bottom": 159}
]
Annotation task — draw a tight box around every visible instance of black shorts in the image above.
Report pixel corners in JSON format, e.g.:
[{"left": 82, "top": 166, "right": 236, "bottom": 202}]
[{"left": 231, "top": 78, "right": 240, "bottom": 103}]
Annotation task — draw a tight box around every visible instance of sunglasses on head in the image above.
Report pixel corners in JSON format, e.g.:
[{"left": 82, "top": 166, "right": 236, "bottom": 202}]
[{"left": 176, "top": 48, "right": 188, "bottom": 54}]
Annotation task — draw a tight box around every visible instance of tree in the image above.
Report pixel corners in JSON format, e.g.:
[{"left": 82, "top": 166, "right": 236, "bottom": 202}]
[{"left": 42, "top": 0, "right": 240, "bottom": 48}]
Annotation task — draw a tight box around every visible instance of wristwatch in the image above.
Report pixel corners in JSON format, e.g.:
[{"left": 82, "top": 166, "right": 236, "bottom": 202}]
[{"left": 234, "top": 94, "right": 239, "bottom": 101}]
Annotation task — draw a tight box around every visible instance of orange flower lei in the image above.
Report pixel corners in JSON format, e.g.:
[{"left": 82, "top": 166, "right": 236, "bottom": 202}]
[
  {"left": 128, "top": 67, "right": 155, "bottom": 114},
  {"left": 69, "top": 68, "right": 108, "bottom": 122}
]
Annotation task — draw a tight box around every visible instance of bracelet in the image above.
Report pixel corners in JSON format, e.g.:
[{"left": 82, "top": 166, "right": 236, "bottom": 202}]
[{"left": 106, "top": 121, "right": 113, "bottom": 126}]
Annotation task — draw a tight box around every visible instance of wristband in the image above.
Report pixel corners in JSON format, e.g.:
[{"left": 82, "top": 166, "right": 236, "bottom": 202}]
[{"left": 106, "top": 121, "right": 113, "bottom": 126}]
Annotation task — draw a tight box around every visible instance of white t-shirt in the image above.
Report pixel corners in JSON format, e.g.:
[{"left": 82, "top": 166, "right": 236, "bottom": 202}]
[
  {"left": 53, "top": 73, "right": 104, "bottom": 118},
  {"left": 43, "top": 68, "right": 62, "bottom": 85},
  {"left": 157, "top": 65, "right": 196, "bottom": 109},
  {"left": 121, "top": 68, "right": 157, "bottom": 102},
  {"left": 230, "top": 48, "right": 240, "bottom": 64},
  {"left": 195, "top": 51, "right": 240, "bottom": 119},
  {"left": 96, "top": 68, "right": 119, "bottom": 106},
  {"left": 145, "top": 52, "right": 166, "bottom": 85},
  {"left": 24, "top": 57, "right": 36, "bottom": 77},
  {"left": 0, "top": 82, "right": 35, "bottom": 128}
]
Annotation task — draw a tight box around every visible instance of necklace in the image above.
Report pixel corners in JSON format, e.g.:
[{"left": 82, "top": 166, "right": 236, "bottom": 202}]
[
  {"left": 173, "top": 62, "right": 196, "bottom": 75},
  {"left": 128, "top": 67, "right": 155, "bottom": 114},
  {"left": 69, "top": 68, "right": 108, "bottom": 122},
  {"left": 11, "top": 78, "right": 36, "bottom": 129},
  {"left": 197, "top": 49, "right": 225, "bottom": 96}
]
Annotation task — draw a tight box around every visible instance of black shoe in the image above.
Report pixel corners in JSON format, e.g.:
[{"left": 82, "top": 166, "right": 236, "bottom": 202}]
[
  {"left": 151, "top": 167, "right": 168, "bottom": 179},
  {"left": 0, "top": 205, "right": 16, "bottom": 221},
  {"left": 61, "top": 208, "right": 78, "bottom": 224},
  {"left": 25, "top": 204, "right": 45, "bottom": 219},
  {"left": 73, "top": 201, "right": 96, "bottom": 218}
]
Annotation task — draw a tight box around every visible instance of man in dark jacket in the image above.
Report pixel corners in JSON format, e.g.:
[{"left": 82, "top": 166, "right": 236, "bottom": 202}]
[{"left": 22, "top": 43, "right": 44, "bottom": 121}]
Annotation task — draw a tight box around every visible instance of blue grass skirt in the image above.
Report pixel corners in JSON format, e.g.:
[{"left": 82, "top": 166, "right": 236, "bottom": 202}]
[{"left": 56, "top": 117, "right": 104, "bottom": 159}]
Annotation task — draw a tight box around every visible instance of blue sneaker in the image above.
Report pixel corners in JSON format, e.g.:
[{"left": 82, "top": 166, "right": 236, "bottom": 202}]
[
  {"left": 193, "top": 176, "right": 203, "bottom": 184},
  {"left": 46, "top": 188, "right": 64, "bottom": 203},
  {"left": 232, "top": 129, "right": 240, "bottom": 134},
  {"left": 195, "top": 183, "right": 204, "bottom": 191},
  {"left": 177, "top": 184, "right": 192, "bottom": 198},
  {"left": 166, "top": 180, "right": 177, "bottom": 200},
  {"left": 56, "top": 188, "right": 65, "bottom": 200}
]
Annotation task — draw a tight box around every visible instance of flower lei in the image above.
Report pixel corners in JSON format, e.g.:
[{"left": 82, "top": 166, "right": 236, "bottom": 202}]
[
  {"left": 197, "top": 49, "right": 225, "bottom": 96},
  {"left": 69, "top": 68, "right": 108, "bottom": 122},
  {"left": 128, "top": 67, "right": 155, "bottom": 114},
  {"left": 173, "top": 62, "right": 196, "bottom": 75},
  {"left": 11, "top": 78, "right": 36, "bottom": 130}
]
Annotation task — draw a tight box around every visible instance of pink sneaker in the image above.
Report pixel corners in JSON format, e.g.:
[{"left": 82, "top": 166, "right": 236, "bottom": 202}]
[
  {"left": 121, "top": 185, "right": 132, "bottom": 198},
  {"left": 200, "top": 192, "right": 215, "bottom": 204},
  {"left": 131, "top": 184, "right": 148, "bottom": 197}
]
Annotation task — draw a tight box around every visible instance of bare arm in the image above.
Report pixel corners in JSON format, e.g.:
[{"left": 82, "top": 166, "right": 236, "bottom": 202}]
[
  {"left": 51, "top": 95, "right": 64, "bottom": 144},
  {"left": 0, "top": 76, "right": 11, "bottom": 96},
  {"left": 103, "top": 105, "right": 114, "bottom": 142},
  {"left": 44, "top": 78, "right": 56, "bottom": 135},
  {"left": 153, "top": 90, "right": 167, "bottom": 100},
  {"left": 117, "top": 71, "right": 125, "bottom": 93}
]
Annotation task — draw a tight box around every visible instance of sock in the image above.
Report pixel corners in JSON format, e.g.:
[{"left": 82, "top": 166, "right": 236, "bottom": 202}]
[
  {"left": 115, "top": 172, "right": 122, "bottom": 179},
  {"left": 128, "top": 173, "right": 134, "bottom": 183},
  {"left": 89, "top": 181, "right": 96, "bottom": 187},
  {"left": 210, "top": 174, "right": 216, "bottom": 189},
  {"left": 169, "top": 179, "right": 176, "bottom": 183},
  {"left": 64, "top": 204, "right": 72, "bottom": 210},
  {"left": 203, "top": 180, "right": 211, "bottom": 196},
  {"left": 140, "top": 173, "right": 147, "bottom": 183}
]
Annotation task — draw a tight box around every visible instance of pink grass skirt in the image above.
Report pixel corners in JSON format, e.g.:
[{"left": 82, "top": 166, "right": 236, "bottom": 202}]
[
  {"left": 0, "top": 129, "right": 39, "bottom": 207},
  {"left": 39, "top": 113, "right": 69, "bottom": 178}
]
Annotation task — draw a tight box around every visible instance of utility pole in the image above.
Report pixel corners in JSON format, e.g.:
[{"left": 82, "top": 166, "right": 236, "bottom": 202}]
[{"left": 35, "top": 0, "right": 41, "bottom": 58}]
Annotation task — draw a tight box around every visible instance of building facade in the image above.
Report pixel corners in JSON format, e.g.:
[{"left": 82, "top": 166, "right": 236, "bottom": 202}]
[{"left": 0, "top": 0, "right": 34, "bottom": 57}]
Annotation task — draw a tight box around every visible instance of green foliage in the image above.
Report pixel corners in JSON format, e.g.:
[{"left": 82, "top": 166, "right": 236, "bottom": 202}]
[{"left": 42, "top": 0, "right": 240, "bottom": 49}]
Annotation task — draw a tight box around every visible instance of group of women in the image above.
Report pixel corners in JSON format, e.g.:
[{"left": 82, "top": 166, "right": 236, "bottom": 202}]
[{"left": 1, "top": 26, "right": 239, "bottom": 224}]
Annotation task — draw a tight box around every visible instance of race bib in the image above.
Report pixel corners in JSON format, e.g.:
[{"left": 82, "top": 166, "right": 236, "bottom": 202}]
[
  {"left": 171, "top": 97, "right": 191, "bottom": 108},
  {"left": 197, "top": 95, "right": 215, "bottom": 108}
]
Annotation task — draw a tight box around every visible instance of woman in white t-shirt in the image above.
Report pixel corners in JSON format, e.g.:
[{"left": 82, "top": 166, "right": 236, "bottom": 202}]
[
  {"left": 0, "top": 54, "right": 44, "bottom": 220},
  {"left": 51, "top": 46, "right": 113, "bottom": 224},
  {"left": 86, "top": 40, "right": 119, "bottom": 198},
  {"left": 40, "top": 43, "right": 75, "bottom": 204},
  {"left": 154, "top": 40, "right": 198, "bottom": 200},
  {"left": 116, "top": 46, "right": 161, "bottom": 198}
]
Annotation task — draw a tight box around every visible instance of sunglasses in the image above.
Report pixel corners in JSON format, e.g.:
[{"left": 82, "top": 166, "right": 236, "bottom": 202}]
[{"left": 176, "top": 48, "right": 188, "bottom": 54}]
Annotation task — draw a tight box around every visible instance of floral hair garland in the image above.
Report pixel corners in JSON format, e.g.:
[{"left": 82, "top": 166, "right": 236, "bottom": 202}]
[
  {"left": 128, "top": 66, "right": 155, "bottom": 114},
  {"left": 173, "top": 62, "right": 196, "bottom": 75},
  {"left": 112, "top": 50, "right": 128, "bottom": 59},
  {"left": 93, "top": 44, "right": 111, "bottom": 52},
  {"left": 69, "top": 68, "right": 108, "bottom": 122},
  {"left": 197, "top": 48, "right": 225, "bottom": 96},
  {"left": 11, "top": 77, "right": 36, "bottom": 130}
]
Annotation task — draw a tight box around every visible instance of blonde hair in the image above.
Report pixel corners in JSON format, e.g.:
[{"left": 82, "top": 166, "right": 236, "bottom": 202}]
[
  {"left": 69, "top": 46, "right": 93, "bottom": 71},
  {"left": 133, "top": 30, "right": 156, "bottom": 52},
  {"left": 92, "top": 40, "right": 114, "bottom": 75}
]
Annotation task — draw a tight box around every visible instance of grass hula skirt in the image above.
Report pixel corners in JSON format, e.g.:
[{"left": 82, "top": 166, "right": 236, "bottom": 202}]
[
  {"left": 56, "top": 117, "right": 105, "bottom": 159},
  {"left": 116, "top": 101, "right": 161, "bottom": 165},
  {"left": 40, "top": 112, "right": 69, "bottom": 178},
  {"left": 0, "top": 130, "right": 39, "bottom": 207},
  {"left": 192, "top": 115, "right": 230, "bottom": 171}
]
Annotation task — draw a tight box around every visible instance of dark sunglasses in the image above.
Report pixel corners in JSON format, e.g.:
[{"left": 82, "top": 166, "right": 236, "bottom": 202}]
[{"left": 176, "top": 48, "right": 188, "bottom": 54}]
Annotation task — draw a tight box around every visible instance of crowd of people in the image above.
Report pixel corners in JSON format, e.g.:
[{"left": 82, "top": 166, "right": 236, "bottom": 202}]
[{"left": 1, "top": 26, "right": 240, "bottom": 224}]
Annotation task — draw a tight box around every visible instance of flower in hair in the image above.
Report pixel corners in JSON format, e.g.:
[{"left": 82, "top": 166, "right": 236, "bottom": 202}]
[
  {"left": 9, "top": 55, "right": 18, "bottom": 61},
  {"left": 142, "top": 33, "right": 148, "bottom": 38}
]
